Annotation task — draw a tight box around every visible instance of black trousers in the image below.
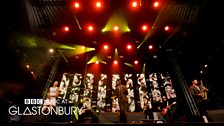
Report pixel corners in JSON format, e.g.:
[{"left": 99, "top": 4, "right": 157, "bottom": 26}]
[
  {"left": 144, "top": 109, "right": 154, "bottom": 119},
  {"left": 119, "top": 102, "right": 128, "bottom": 123}
]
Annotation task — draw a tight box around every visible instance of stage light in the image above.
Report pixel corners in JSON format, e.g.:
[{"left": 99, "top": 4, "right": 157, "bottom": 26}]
[
  {"left": 124, "top": 63, "right": 133, "bottom": 67},
  {"left": 204, "top": 64, "right": 208, "bottom": 68},
  {"left": 26, "top": 65, "right": 30, "bottom": 69},
  {"left": 153, "top": 55, "right": 158, "bottom": 58},
  {"left": 164, "top": 26, "right": 169, "bottom": 31},
  {"left": 103, "top": 45, "right": 109, "bottom": 50},
  {"left": 119, "top": 56, "right": 124, "bottom": 58},
  {"left": 200, "top": 71, "right": 203, "bottom": 74},
  {"left": 132, "top": 1, "right": 138, "bottom": 7},
  {"left": 114, "top": 48, "right": 119, "bottom": 59},
  {"left": 142, "top": 25, "right": 148, "bottom": 31},
  {"left": 88, "top": 56, "right": 106, "bottom": 64},
  {"left": 88, "top": 25, "right": 94, "bottom": 31},
  {"left": 49, "top": 48, "right": 54, "bottom": 53},
  {"left": 102, "top": 11, "right": 129, "bottom": 32},
  {"left": 64, "top": 26, "right": 69, "bottom": 32},
  {"left": 96, "top": 1, "right": 102, "bottom": 8},
  {"left": 142, "top": 63, "right": 146, "bottom": 74},
  {"left": 74, "top": 2, "right": 80, "bottom": 8},
  {"left": 134, "top": 60, "right": 139, "bottom": 65},
  {"left": 114, "top": 60, "right": 118, "bottom": 65},
  {"left": 127, "top": 44, "right": 132, "bottom": 50},
  {"left": 31, "top": 71, "right": 34, "bottom": 74},
  {"left": 149, "top": 45, "right": 153, "bottom": 49},
  {"left": 154, "top": 1, "right": 159, "bottom": 7},
  {"left": 113, "top": 26, "right": 119, "bottom": 31},
  {"left": 81, "top": 46, "right": 85, "bottom": 50}
]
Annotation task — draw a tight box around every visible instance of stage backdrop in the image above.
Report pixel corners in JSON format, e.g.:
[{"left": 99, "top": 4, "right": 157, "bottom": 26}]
[{"left": 57, "top": 72, "right": 177, "bottom": 112}]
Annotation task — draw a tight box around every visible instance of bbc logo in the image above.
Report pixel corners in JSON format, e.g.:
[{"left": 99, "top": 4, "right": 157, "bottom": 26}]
[{"left": 24, "top": 99, "right": 43, "bottom": 105}]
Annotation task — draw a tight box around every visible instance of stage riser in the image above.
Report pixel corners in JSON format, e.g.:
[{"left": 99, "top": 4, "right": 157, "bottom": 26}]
[
  {"left": 207, "top": 109, "right": 224, "bottom": 122},
  {"left": 98, "top": 112, "right": 145, "bottom": 123}
]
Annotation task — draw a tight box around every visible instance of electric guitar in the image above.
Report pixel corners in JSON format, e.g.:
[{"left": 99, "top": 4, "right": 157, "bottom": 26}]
[
  {"left": 79, "top": 105, "right": 96, "bottom": 115},
  {"left": 162, "top": 101, "right": 176, "bottom": 116}
]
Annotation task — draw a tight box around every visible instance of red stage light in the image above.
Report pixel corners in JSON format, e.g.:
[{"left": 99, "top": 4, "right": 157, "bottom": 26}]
[
  {"left": 114, "top": 60, "right": 118, "bottom": 64},
  {"left": 88, "top": 26, "right": 93, "bottom": 31},
  {"left": 132, "top": 1, "right": 138, "bottom": 7},
  {"left": 96, "top": 1, "right": 102, "bottom": 8},
  {"left": 142, "top": 25, "right": 149, "bottom": 31},
  {"left": 103, "top": 45, "right": 109, "bottom": 50},
  {"left": 64, "top": 26, "right": 69, "bottom": 32},
  {"left": 154, "top": 1, "right": 159, "bottom": 7},
  {"left": 134, "top": 60, "right": 139, "bottom": 64},
  {"left": 142, "top": 25, "right": 147, "bottom": 30},
  {"left": 164, "top": 26, "right": 169, "bottom": 31},
  {"left": 74, "top": 2, "right": 80, "bottom": 8},
  {"left": 127, "top": 44, "right": 132, "bottom": 50}
]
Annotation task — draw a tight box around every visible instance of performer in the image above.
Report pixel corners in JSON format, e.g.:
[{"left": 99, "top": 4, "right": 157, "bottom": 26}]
[
  {"left": 43, "top": 81, "right": 60, "bottom": 121},
  {"left": 111, "top": 79, "right": 128, "bottom": 123},
  {"left": 78, "top": 98, "right": 91, "bottom": 123},
  {"left": 189, "top": 79, "right": 209, "bottom": 122},
  {"left": 43, "top": 81, "right": 60, "bottom": 108},
  {"left": 141, "top": 96, "right": 153, "bottom": 120}
]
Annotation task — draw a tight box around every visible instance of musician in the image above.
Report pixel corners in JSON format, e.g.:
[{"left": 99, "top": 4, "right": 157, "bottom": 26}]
[
  {"left": 189, "top": 79, "right": 208, "bottom": 118},
  {"left": 141, "top": 96, "right": 153, "bottom": 120},
  {"left": 161, "top": 96, "right": 175, "bottom": 123},
  {"left": 152, "top": 96, "right": 163, "bottom": 120},
  {"left": 78, "top": 98, "right": 92, "bottom": 123},
  {"left": 112, "top": 79, "right": 128, "bottom": 123},
  {"left": 43, "top": 81, "right": 60, "bottom": 108},
  {"left": 43, "top": 81, "right": 60, "bottom": 121}
]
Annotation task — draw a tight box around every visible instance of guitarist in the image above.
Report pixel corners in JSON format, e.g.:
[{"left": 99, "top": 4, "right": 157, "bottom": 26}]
[
  {"left": 161, "top": 96, "right": 176, "bottom": 123},
  {"left": 77, "top": 98, "right": 92, "bottom": 123}
]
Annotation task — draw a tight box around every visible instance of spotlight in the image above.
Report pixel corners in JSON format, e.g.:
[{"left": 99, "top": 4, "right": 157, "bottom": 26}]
[
  {"left": 103, "top": 45, "right": 109, "bottom": 50},
  {"left": 95, "top": 61, "right": 99, "bottom": 64},
  {"left": 149, "top": 45, "right": 153, "bottom": 49},
  {"left": 154, "top": 1, "right": 159, "bottom": 7},
  {"left": 113, "top": 26, "right": 119, "bottom": 31},
  {"left": 96, "top": 1, "right": 101, "bottom": 8},
  {"left": 26, "top": 65, "right": 30, "bottom": 69},
  {"left": 81, "top": 46, "right": 85, "bottom": 50},
  {"left": 134, "top": 60, "right": 139, "bottom": 64},
  {"left": 74, "top": 2, "right": 80, "bottom": 8},
  {"left": 114, "top": 60, "right": 118, "bottom": 65},
  {"left": 88, "top": 25, "right": 94, "bottom": 31},
  {"left": 164, "top": 26, "right": 169, "bottom": 31},
  {"left": 49, "top": 48, "right": 54, "bottom": 53},
  {"left": 127, "top": 44, "right": 132, "bottom": 50},
  {"left": 142, "top": 25, "right": 148, "bottom": 31},
  {"left": 63, "top": 26, "right": 69, "bottom": 32},
  {"left": 132, "top": 1, "right": 138, "bottom": 7}
]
